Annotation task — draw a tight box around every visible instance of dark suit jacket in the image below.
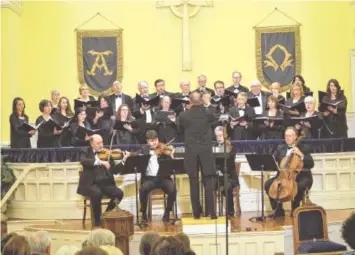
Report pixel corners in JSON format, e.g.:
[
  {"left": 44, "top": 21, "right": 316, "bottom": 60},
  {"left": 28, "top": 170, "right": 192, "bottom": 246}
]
[
  {"left": 178, "top": 106, "right": 216, "bottom": 150},
  {"left": 149, "top": 91, "right": 173, "bottom": 98},
  {"left": 108, "top": 93, "right": 134, "bottom": 112},
  {"left": 193, "top": 87, "right": 215, "bottom": 96},
  {"left": 77, "top": 147, "right": 123, "bottom": 196},
  {"left": 225, "top": 84, "right": 249, "bottom": 93},
  {"left": 228, "top": 106, "right": 256, "bottom": 140},
  {"left": 248, "top": 91, "right": 271, "bottom": 115}
]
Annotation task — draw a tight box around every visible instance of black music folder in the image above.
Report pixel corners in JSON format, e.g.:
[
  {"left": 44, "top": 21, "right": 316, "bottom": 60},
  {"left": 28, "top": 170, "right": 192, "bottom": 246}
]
[
  {"left": 86, "top": 106, "right": 113, "bottom": 119},
  {"left": 319, "top": 100, "right": 344, "bottom": 112},
  {"left": 113, "top": 120, "right": 137, "bottom": 130},
  {"left": 289, "top": 115, "right": 321, "bottom": 127},
  {"left": 49, "top": 118, "right": 74, "bottom": 130},
  {"left": 171, "top": 97, "right": 190, "bottom": 109},
  {"left": 229, "top": 114, "right": 248, "bottom": 122},
  {"left": 135, "top": 94, "right": 160, "bottom": 107},
  {"left": 247, "top": 97, "right": 261, "bottom": 107},
  {"left": 155, "top": 111, "right": 176, "bottom": 122},
  {"left": 74, "top": 99, "right": 100, "bottom": 110},
  {"left": 19, "top": 121, "right": 44, "bottom": 132},
  {"left": 280, "top": 101, "right": 306, "bottom": 113},
  {"left": 118, "top": 155, "right": 151, "bottom": 175},
  {"left": 77, "top": 126, "right": 103, "bottom": 136},
  {"left": 157, "top": 158, "right": 185, "bottom": 177},
  {"left": 253, "top": 116, "right": 284, "bottom": 125},
  {"left": 211, "top": 95, "right": 230, "bottom": 106},
  {"left": 225, "top": 89, "right": 239, "bottom": 97}
]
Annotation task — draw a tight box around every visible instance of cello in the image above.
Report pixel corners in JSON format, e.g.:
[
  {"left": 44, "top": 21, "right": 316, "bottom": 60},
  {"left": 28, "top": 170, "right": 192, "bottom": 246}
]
[{"left": 268, "top": 133, "right": 306, "bottom": 202}]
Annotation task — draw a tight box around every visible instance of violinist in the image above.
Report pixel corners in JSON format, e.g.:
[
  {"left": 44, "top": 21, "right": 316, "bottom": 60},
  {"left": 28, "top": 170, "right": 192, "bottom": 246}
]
[
  {"left": 214, "top": 126, "right": 240, "bottom": 217},
  {"left": 264, "top": 127, "right": 314, "bottom": 217},
  {"left": 77, "top": 134, "right": 129, "bottom": 227},
  {"left": 138, "top": 130, "right": 177, "bottom": 223}
]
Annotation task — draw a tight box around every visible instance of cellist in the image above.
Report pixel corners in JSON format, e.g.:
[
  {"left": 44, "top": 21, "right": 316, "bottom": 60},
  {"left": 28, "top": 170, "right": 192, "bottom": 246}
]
[{"left": 264, "top": 126, "right": 314, "bottom": 217}]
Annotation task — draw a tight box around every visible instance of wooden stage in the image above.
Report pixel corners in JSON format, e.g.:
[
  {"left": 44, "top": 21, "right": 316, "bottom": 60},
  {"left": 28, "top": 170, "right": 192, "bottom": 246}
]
[{"left": 22, "top": 209, "right": 353, "bottom": 234}]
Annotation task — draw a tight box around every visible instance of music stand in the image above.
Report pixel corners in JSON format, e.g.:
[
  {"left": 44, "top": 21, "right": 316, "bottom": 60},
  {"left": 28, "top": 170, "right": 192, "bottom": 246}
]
[
  {"left": 118, "top": 155, "right": 151, "bottom": 228},
  {"left": 157, "top": 158, "right": 185, "bottom": 224},
  {"left": 245, "top": 154, "right": 279, "bottom": 222}
]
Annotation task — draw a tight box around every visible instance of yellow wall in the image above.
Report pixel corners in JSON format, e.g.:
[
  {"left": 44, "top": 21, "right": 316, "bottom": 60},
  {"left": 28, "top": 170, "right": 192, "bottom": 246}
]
[{"left": 1, "top": 1, "right": 354, "bottom": 142}]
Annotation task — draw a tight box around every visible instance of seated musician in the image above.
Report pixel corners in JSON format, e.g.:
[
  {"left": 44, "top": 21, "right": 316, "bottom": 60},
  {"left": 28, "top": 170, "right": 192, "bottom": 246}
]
[
  {"left": 264, "top": 127, "right": 314, "bottom": 217},
  {"left": 77, "top": 134, "right": 129, "bottom": 227},
  {"left": 260, "top": 95, "right": 284, "bottom": 139},
  {"left": 295, "top": 96, "right": 321, "bottom": 139},
  {"left": 138, "top": 130, "right": 177, "bottom": 223},
  {"left": 321, "top": 79, "right": 348, "bottom": 138},
  {"left": 214, "top": 126, "right": 239, "bottom": 217},
  {"left": 228, "top": 92, "right": 256, "bottom": 140}
]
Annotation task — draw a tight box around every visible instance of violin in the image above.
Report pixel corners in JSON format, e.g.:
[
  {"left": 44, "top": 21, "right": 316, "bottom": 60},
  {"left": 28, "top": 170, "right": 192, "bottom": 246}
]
[
  {"left": 97, "top": 148, "right": 123, "bottom": 161},
  {"left": 154, "top": 143, "right": 175, "bottom": 156},
  {"left": 268, "top": 134, "right": 305, "bottom": 202}
]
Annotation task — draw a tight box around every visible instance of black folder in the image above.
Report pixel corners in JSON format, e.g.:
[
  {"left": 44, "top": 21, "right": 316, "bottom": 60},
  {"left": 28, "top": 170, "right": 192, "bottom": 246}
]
[
  {"left": 289, "top": 115, "right": 321, "bottom": 127},
  {"left": 229, "top": 114, "right": 248, "bottom": 122},
  {"left": 135, "top": 94, "right": 160, "bottom": 107},
  {"left": 50, "top": 118, "right": 74, "bottom": 130},
  {"left": 253, "top": 116, "right": 284, "bottom": 125},
  {"left": 319, "top": 100, "right": 344, "bottom": 112},
  {"left": 211, "top": 95, "right": 230, "bottom": 106},
  {"left": 247, "top": 97, "right": 261, "bottom": 107},
  {"left": 113, "top": 120, "right": 137, "bottom": 130},
  {"left": 157, "top": 158, "right": 185, "bottom": 177},
  {"left": 280, "top": 101, "right": 306, "bottom": 113},
  {"left": 118, "top": 155, "right": 151, "bottom": 175},
  {"left": 86, "top": 106, "right": 113, "bottom": 119},
  {"left": 171, "top": 97, "right": 190, "bottom": 109},
  {"left": 74, "top": 99, "right": 100, "bottom": 110},
  {"left": 19, "top": 121, "right": 44, "bottom": 132},
  {"left": 155, "top": 111, "right": 176, "bottom": 122},
  {"left": 77, "top": 126, "right": 103, "bottom": 136},
  {"left": 224, "top": 89, "right": 239, "bottom": 97}
]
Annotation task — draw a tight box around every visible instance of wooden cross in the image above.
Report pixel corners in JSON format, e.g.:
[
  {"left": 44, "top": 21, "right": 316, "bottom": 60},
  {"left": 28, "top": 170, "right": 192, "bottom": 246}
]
[{"left": 157, "top": 0, "right": 213, "bottom": 71}]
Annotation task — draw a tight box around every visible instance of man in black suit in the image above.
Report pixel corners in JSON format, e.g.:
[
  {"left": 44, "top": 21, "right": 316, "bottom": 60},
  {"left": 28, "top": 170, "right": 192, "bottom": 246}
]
[
  {"left": 247, "top": 80, "right": 271, "bottom": 116},
  {"left": 225, "top": 71, "right": 249, "bottom": 94},
  {"left": 108, "top": 80, "right": 134, "bottom": 113},
  {"left": 149, "top": 79, "right": 172, "bottom": 98},
  {"left": 264, "top": 127, "right": 314, "bottom": 217},
  {"left": 77, "top": 134, "right": 129, "bottom": 227},
  {"left": 178, "top": 91, "right": 217, "bottom": 219},
  {"left": 138, "top": 130, "right": 177, "bottom": 223},
  {"left": 194, "top": 74, "right": 215, "bottom": 96}
]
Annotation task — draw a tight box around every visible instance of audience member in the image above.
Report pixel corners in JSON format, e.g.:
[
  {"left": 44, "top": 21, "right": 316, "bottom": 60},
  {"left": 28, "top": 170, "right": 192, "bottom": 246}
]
[
  {"left": 139, "top": 232, "right": 160, "bottom": 255},
  {"left": 342, "top": 213, "right": 355, "bottom": 250},
  {"left": 99, "top": 246, "right": 123, "bottom": 255},
  {"left": 28, "top": 231, "right": 51, "bottom": 255},
  {"left": 150, "top": 236, "right": 184, "bottom": 255},
  {"left": 175, "top": 233, "right": 196, "bottom": 255},
  {"left": 1, "top": 232, "right": 19, "bottom": 252},
  {"left": 75, "top": 247, "right": 108, "bottom": 255},
  {"left": 55, "top": 245, "right": 80, "bottom": 255},
  {"left": 2, "top": 235, "right": 31, "bottom": 255},
  {"left": 86, "top": 229, "right": 115, "bottom": 247}
]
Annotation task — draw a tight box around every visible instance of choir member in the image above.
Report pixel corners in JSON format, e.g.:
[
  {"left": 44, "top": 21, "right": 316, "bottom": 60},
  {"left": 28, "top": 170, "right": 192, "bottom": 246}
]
[
  {"left": 77, "top": 84, "right": 96, "bottom": 102},
  {"left": 248, "top": 80, "right": 270, "bottom": 116},
  {"left": 91, "top": 95, "right": 114, "bottom": 145},
  {"left": 150, "top": 79, "right": 172, "bottom": 98},
  {"left": 50, "top": 89, "right": 60, "bottom": 110},
  {"left": 225, "top": 71, "right": 249, "bottom": 94},
  {"left": 202, "top": 91, "right": 217, "bottom": 115},
  {"left": 10, "top": 97, "right": 35, "bottom": 148},
  {"left": 172, "top": 80, "right": 191, "bottom": 115},
  {"left": 155, "top": 96, "right": 178, "bottom": 143},
  {"left": 133, "top": 80, "right": 150, "bottom": 112},
  {"left": 321, "top": 79, "right": 348, "bottom": 138},
  {"left": 228, "top": 92, "right": 255, "bottom": 140},
  {"left": 285, "top": 82, "right": 305, "bottom": 116},
  {"left": 70, "top": 107, "right": 92, "bottom": 146},
  {"left": 292, "top": 75, "right": 311, "bottom": 94},
  {"left": 260, "top": 95, "right": 284, "bottom": 139},
  {"left": 54, "top": 96, "right": 74, "bottom": 147},
  {"left": 269, "top": 82, "right": 286, "bottom": 104},
  {"left": 36, "top": 100, "right": 62, "bottom": 148},
  {"left": 295, "top": 96, "right": 321, "bottom": 139},
  {"left": 108, "top": 80, "right": 133, "bottom": 114},
  {"left": 195, "top": 74, "right": 215, "bottom": 96},
  {"left": 112, "top": 104, "right": 138, "bottom": 145},
  {"left": 213, "top": 80, "right": 229, "bottom": 114}
]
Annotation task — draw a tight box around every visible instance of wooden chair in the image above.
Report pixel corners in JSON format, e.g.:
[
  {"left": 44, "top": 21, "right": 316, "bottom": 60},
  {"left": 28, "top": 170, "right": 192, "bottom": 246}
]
[
  {"left": 147, "top": 189, "right": 167, "bottom": 221},
  {"left": 292, "top": 200, "right": 347, "bottom": 254}
]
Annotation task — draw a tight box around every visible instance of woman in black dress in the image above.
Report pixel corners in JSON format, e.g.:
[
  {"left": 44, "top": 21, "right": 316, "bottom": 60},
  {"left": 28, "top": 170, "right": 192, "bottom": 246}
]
[
  {"left": 9, "top": 97, "right": 35, "bottom": 148},
  {"left": 292, "top": 75, "right": 311, "bottom": 94},
  {"left": 285, "top": 82, "right": 305, "bottom": 116},
  {"left": 77, "top": 84, "right": 96, "bottom": 102},
  {"left": 295, "top": 96, "right": 321, "bottom": 139},
  {"left": 112, "top": 104, "right": 138, "bottom": 145},
  {"left": 321, "top": 79, "right": 348, "bottom": 138},
  {"left": 36, "top": 100, "right": 62, "bottom": 148},
  {"left": 155, "top": 96, "right": 178, "bottom": 143},
  {"left": 70, "top": 107, "right": 92, "bottom": 146},
  {"left": 260, "top": 95, "right": 284, "bottom": 139},
  {"left": 53, "top": 96, "right": 74, "bottom": 147},
  {"left": 91, "top": 94, "right": 113, "bottom": 145}
]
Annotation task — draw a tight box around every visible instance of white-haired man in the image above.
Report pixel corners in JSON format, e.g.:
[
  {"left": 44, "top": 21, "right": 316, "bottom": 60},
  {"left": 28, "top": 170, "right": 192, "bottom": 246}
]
[
  {"left": 28, "top": 231, "right": 51, "bottom": 255},
  {"left": 108, "top": 80, "right": 133, "bottom": 113},
  {"left": 195, "top": 74, "right": 215, "bottom": 96}
]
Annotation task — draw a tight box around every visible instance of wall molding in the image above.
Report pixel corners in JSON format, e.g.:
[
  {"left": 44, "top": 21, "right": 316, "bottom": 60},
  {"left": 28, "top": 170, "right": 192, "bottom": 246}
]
[{"left": 1, "top": 0, "right": 23, "bottom": 16}]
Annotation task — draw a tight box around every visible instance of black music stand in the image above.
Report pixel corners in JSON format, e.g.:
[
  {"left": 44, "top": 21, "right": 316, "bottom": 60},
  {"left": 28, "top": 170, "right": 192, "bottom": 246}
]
[
  {"left": 245, "top": 154, "right": 279, "bottom": 222},
  {"left": 157, "top": 158, "right": 185, "bottom": 224},
  {"left": 118, "top": 155, "right": 151, "bottom": 228}
]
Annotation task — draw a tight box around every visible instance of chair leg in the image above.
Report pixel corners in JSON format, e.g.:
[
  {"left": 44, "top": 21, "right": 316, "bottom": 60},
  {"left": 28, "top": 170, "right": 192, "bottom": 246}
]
[
  {"left": 234, "top": 186, "right": 241, "bottom": 216},
  {"left": 148, "top": 193, "right": 152, "bottom": 222},
  {"left": 83, "top": 199, "right": 87, "bottom": 229},
  {"left": 89, "top": 201, "right": 95, "bottom": 228}
]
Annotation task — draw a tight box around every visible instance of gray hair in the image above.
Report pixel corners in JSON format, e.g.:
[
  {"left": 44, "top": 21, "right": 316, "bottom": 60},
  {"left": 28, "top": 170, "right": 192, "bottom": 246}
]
[
  {"left": 87, "top": 229, "right": 115, "bottom": 247},
  {"left": 304, "top": 96, "right": 316, "bottom": 104},
  {"left": 28, "top": 231, "right": 51, "bottom": 255},
  {"left": 197, "top": 74, "right": 207, "bottom": 80},
  {"left": 250, "top": 80, "right": 261, "bottom": 87},
  {"left": 138, "top": 80, "right": 148, "bottom": 88},
  {"left": 214, "top": 126, "right": 224, "bottom": 135},
  {"left": 55, "top": 245, "right": 80, "bottom": 255},
  {"left": 139, "top": 232, "right": 160, "bottom": 255},
  {"left": 100, "top": 245, "right": 123, "bottom": 255}
]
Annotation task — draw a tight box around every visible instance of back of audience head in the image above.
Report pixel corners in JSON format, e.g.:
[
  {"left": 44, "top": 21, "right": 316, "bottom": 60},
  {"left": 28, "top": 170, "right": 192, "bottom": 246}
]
[
  {"left": 28, "top": 231, "right": 51, "bottom": 255},
  {"left": 87, "top": 229, "right": 115, "bottom": 247},
  {"left": 55, "top": 245, "right": 80, "bottom": 255},
  {"left": 75, "top": 247, "right": 108, "bottom": 255},
  {"left": 342, "top": 212, "right": 355, "bottom": 249},
  {"left": 99, "top": 246, "right": 123, "bottom": 255},
  {"left": 1, "top": 232, "right": 19, "bottom": 252},
  {"left": 139, "top": 232, "right": 160, "bottom": 255},
  {"left": 2, "top": 234, "right": 31, "bottom": 255},
  {"left": 175, "top": 233, "right": 195, "bottom": 254},
  {"left": 150, "top": 236, "right": 184, "bottom": 255}
]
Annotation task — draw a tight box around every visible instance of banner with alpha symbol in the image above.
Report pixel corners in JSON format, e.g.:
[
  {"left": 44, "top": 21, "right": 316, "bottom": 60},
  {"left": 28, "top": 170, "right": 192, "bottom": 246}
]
[
  {"left": 255, "top": 25, "right": 301, "bottom": 91},
  {"left": 77, "top": 30, "right": 123, "bottom": 94}
]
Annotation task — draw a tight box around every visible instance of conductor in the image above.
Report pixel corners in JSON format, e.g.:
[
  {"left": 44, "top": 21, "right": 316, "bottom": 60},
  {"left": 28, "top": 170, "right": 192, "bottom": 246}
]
[{"left": 178, "top": 91, "right": 217, "bottom": 219}]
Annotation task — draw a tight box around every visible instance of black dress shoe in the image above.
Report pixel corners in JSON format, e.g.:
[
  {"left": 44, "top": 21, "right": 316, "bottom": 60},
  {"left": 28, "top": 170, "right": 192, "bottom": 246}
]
[
  {"left": 142, "top": 212, "right": 148, "bottom": 223},
  {"left": 162, "top": 211, "right": 170, "bottom": 222}
]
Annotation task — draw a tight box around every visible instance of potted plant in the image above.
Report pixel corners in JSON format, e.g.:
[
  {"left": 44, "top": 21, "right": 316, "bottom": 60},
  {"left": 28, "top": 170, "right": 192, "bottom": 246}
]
[{"left": 1, "top": 155, "right": 16, "bottom": 221}]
